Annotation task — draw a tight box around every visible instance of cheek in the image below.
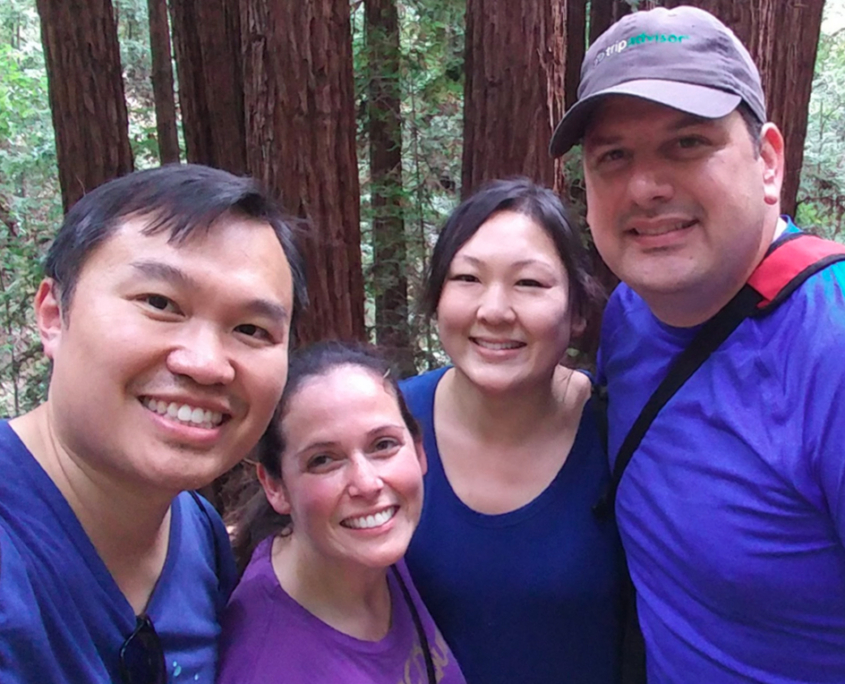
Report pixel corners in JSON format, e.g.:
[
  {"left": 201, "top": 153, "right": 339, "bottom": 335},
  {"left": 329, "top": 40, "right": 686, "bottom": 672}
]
[
  {"left": 241, "top": 351, "right": 289, "bottom": 414},
  {"left": 526, "top": 298, "right": 572, "bottom": 339},
  {"left": 435, "top": 290, "right": 471, "bottom": 327},
  {"left": 388, "top": 456, "right": 425, "bottom": 504}
]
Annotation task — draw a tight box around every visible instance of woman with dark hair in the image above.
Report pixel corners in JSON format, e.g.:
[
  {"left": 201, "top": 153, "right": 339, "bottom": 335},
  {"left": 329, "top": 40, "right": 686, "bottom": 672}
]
[
  {"left": 401, "top": 178, "right": 623, "bottom": 683},
  {"left": 217, "top": 341, "right": 466, "bottom": 684}
]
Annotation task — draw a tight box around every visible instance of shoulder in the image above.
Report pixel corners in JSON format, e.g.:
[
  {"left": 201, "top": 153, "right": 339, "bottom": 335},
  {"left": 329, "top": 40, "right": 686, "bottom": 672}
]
[
  {"left": 399, "top": 367, "right": 450, "bottom": 415},
  {"left": 399, "top": 367, "right": 449, "bottom": 396},
  {"left": 176, "top": 491, "right": 238, "bottom": 604},
  {"left": 219, "top": 541, "right": 335, "bottom": 684},
  {"left": 759, "top": 257, "right": 845, "bottom": 364},
  {"left": 218, "top": 541, "right": 284, "bottom": 677},
  {"left": 223, "top": 538, "right": 279, "bottom": 621},
  {"left": 0, "top": 525, "right": 49, "bottom": 677}
]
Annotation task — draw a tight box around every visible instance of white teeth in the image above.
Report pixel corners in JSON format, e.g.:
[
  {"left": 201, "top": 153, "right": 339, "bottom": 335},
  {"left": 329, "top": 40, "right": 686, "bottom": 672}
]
[
  {"left": 342, "top": 507, "right": 397, "bottom": 530},
  {"left": 635, "top": 221, "right": 695, "bottom": 236},
  {"left": 142, "top": 398, "right": 225, "bottom": 428},
  {"left": 475, "top": 339, "right": 523, "bottom": 350}
]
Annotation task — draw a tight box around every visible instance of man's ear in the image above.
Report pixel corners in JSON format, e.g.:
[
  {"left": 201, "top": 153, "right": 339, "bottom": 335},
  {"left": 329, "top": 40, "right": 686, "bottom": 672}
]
[
  {"left": 257, "top": 463, "right": 291, "bottom": 516},
  {"left": 35, "top": 279, "right": 64, "bottom": 360},
  {"left": 760, "top": 123, "right": 785, "bottom": 207}
]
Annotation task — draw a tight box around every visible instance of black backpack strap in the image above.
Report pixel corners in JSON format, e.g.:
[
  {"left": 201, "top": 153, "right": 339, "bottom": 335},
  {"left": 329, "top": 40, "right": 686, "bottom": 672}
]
[{"left": 593, "top": 284, "right": 763, "bottom": 519}]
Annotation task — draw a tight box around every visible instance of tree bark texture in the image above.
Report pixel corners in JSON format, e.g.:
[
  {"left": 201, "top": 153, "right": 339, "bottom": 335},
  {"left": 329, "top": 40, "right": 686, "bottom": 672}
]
[
  {"left": 35, "top": 0, "right": 133, "bottom": 213},
  {"left": 241, "top": 0, "right": 365, "bottom": 343},
  {"left": 661, "top": 0, "right": 824, "bottom": 217},
  {"left": 564, "top": 0, "right": 588, "bottom": 110},
  {"left": 589, "top": 0, "right": 632, "bottom": 45},
  {"left": 365, "top": 0, "right": 414, "bottom": 375},
  {"left": 148, "top": 0, "right": 180, "bottom": 163},
  {"left": 461, "top": 0, "right": 566, "bottom": 197},
  {"left": 169, "top": 0, "right": 246, "bottom": 174}
]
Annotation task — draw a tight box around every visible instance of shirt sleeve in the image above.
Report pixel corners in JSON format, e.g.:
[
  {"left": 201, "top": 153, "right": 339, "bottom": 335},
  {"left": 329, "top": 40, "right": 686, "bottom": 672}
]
[{"left": 0, "top": 528, "right": 49, "bottom": 683}]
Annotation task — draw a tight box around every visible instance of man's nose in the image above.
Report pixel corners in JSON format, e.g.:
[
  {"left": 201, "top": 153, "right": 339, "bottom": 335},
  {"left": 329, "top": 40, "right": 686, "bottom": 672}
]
[
  {"left": 166, "top": 323, "right": 236, "bottom": 386},
  {"left": 627, "top": 159, "right": 674, "bottom": 208}
]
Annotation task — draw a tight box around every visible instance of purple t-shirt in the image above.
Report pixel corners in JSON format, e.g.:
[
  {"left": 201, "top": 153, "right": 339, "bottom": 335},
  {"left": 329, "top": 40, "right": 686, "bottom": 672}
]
[{"left": 218, "top": 538, "right": 466, "bottom": 684}]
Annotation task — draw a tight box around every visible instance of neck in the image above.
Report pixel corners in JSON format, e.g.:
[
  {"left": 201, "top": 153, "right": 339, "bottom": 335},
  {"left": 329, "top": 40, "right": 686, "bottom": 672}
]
[
  {"left": 11, "top": 404, "right": 173, "bottom": 612},
  {"left": 271, "top": 535, "right": 393, "bottom": 641},
  {"left": 443, "top": 366, "right": 571, "bottom": 447}
]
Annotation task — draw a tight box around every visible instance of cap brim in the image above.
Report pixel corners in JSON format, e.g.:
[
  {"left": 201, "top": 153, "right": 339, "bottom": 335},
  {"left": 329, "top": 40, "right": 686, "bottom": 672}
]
[{"left": 549, "top": 80, "right": 742, "bottom": 157}]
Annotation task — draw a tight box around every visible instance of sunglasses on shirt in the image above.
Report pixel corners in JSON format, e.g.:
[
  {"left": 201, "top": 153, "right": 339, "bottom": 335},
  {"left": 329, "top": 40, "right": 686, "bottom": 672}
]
[{"left": 119, "top": 614, "right": 167, "bottom": 684}]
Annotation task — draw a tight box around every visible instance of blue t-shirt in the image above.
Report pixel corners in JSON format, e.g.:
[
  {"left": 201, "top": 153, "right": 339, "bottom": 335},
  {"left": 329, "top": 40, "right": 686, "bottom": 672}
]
[
  {"left": 401, "top": 368, "right": 623, "bottom": 684},
  {"left": 0, "top": 421, "right": 237, "bottom": 683},
  {"left": 598, "top": 224, "right": 845, "bottom": 683}
]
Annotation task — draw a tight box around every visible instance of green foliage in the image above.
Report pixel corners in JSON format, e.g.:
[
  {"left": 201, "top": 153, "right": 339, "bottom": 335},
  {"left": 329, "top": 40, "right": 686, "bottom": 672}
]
[
  {"left": 114, "top": 0, "right": 163, "bottom": 169},
  {"left": 2, "top": 0, "right": 845, "bottom": 416},
  {"left": 0, "top": 0, "right": 172, "bottom": 417},
  {"left": 354, "top": 0, "right": 464, "bottom": 370},
  {"left": 796, "top": 20, "right": 845, "bottom": 242},
  {"left": 0, "top": 0, "right": 59, "bottom": 417}
]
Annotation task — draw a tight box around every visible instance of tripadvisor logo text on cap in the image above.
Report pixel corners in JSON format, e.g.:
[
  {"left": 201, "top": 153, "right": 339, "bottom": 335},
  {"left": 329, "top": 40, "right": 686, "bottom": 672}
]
[{"left": 594, "top": 32, "right": 690, "bottom": 64}]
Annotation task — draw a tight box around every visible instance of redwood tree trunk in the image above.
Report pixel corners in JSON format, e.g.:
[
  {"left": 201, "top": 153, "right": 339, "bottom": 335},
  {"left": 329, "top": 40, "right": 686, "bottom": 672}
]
[
  {"left": 365, "top": 0, "right": 413, "bottom": 375},
  {"left": 169, "top": 0, "right": 246, "bottom": 174},
  {"left": 241, "top": 0, "right": 365, "bottom": 343},
  {"left": 661, "top": 0, "right": 824, "bottom": 217},
  {"left": 564, "top": 0, "right": 588, "bottom": 110},
  {"left": 461, "top": 0, "right": 566, "bottom": 197},
  {"left": 148, "top": 0, "right": 180, "bottom": 163},
  {"left": 35, "top": 0, "right": 133, "bottom": 212},
  {"left": 589, "top": 0, "right": 632, "bottom": 45}
]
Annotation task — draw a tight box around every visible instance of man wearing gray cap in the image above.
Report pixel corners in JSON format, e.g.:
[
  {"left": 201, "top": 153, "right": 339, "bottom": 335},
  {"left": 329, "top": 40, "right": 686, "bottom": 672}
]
[{"left": 551, "top": 5, "right": 845, "bottom": 683}]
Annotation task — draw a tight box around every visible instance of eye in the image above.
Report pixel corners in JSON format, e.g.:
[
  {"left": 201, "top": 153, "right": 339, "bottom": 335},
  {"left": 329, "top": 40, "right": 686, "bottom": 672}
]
[
  {"left": 516, "top": 278, "right": 544, "bottom": 288},
  {"left": 596, "top": 148, "right": 627, "bottom": 166},
  {"left": 373, "top": 437, "right": 400, "bottom": 453},
  {"left": 677, "top": 135, "right": 707, "bottom": 150},
  {"left": 140, "top": 294, "right": 180, "bottom": 314},
  {"left": 234, "top": 323, "right": 273, "bottom": 341},
  {"left": 306, "top": 453, "right": 336, "bottom": 472},
  {"left": 449, "top": 273, "right": 479, "bottom": 283}
]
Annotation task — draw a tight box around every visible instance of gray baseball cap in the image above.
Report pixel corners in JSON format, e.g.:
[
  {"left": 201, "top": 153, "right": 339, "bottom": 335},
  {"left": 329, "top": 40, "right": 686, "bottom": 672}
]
[{"left": 549, "top": 5, "right": 766, "bottom": 157}]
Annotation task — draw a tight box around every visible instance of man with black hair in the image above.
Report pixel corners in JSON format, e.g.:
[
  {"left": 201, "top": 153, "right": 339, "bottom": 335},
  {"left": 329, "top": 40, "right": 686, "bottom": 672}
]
[
  {"left": 0, "top": 164, "right": 307, "bottom": 683},
  {"left": 551, "top": 6, "right": 845, "bottom": 683}
]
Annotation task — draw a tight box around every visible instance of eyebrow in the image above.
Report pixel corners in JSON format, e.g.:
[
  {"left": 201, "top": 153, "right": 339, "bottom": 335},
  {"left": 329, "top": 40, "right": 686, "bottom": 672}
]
[
  {"left": 298, "top": 424, "right": 406, "bottom": 453},
  {"left": 586, "top": 113, "right": 713, "bottom": 148},
  {"left": 454, "top": 255, "right": 557, "bottom": 270},
  {"left": 130, "top": 259, "right": 290, "bottom": 323}
]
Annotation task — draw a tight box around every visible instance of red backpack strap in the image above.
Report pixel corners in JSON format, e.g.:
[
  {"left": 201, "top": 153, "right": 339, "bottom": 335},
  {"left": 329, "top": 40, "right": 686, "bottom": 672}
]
[{"left": 747, "top": 233, "right": 845, "bottom": 313}]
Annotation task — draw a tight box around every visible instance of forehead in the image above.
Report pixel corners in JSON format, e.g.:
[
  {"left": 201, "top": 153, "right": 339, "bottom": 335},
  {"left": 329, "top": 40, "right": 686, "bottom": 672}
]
[
  {"left": 584, "top": 96, "right": 713, "bottom": 144},
  {"left": 454, "top": 210, "right": 562, "bottom": 265},
  {"left": 291, "top": 366, "right": 395, "bottom": 416},
  {"left": 69, "top": 213, "right": 294, "bottom": 323},
  {"left": 84, "top": 213, "right": 289, "bottom": 279}
]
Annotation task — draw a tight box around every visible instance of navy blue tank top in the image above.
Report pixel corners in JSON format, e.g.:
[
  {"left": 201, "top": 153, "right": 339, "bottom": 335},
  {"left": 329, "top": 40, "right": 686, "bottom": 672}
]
[{"left": 401, "top": 368, "right": 623, "bottom": 684}]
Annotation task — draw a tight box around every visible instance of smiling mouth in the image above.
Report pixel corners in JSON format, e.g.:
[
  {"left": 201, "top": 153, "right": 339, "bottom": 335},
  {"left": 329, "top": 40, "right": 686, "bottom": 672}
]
[
  {"left": 341, "top": 506, "right": 399, "bottom": 530},
  {"left": 629, "top": 219, "right": 697, "bottom": 237},
  {"left": 140, "top": 397, "right": 227, "bottom": 429},
  {"left": 471, "top": 338, "right": 525, "bottom": 351}
]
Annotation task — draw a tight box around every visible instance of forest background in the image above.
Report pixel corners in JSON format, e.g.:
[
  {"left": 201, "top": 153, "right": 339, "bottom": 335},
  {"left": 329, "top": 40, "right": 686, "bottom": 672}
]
[{"left": 1, "top": 0, "right": 844, "bottom": 420}]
